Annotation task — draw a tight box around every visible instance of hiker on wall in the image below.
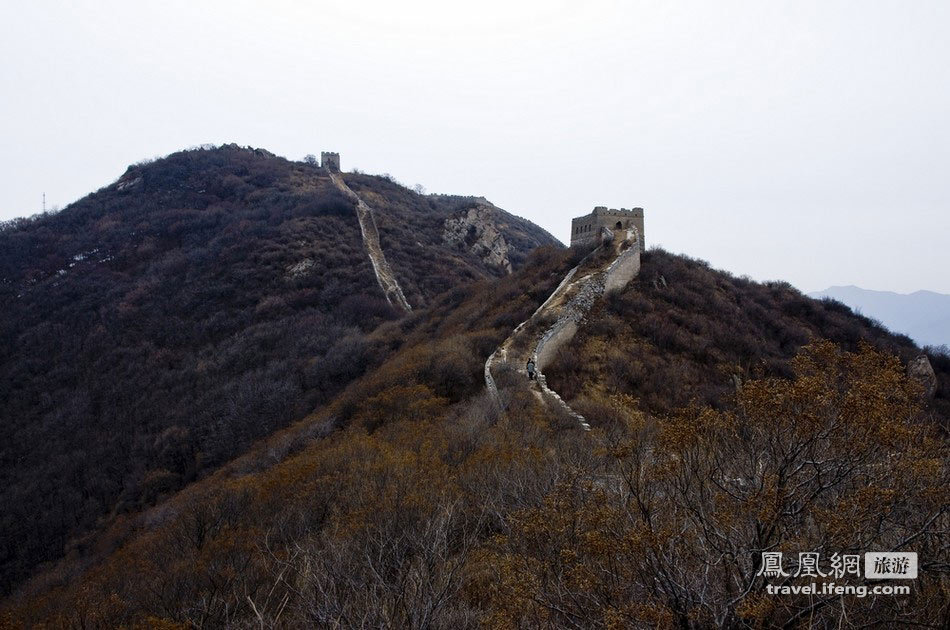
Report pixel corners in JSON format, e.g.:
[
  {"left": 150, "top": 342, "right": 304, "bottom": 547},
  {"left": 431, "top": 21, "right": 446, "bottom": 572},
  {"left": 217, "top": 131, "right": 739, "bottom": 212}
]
[{"left": 526, "top": 358, "right": 536, "bottom": 381}]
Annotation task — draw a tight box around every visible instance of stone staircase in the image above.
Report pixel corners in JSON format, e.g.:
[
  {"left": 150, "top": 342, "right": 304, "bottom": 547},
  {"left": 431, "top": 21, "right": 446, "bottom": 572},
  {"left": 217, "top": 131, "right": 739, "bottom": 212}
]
[{"left": 485, "top": 227, "right": 641, "bottom": 429}]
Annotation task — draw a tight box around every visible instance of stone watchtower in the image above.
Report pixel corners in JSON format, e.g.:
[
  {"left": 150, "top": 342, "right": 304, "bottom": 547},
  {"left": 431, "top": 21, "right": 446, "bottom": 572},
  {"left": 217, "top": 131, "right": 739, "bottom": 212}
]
[
  {"left": 321, "top": 151, "right": 340, "bottom": 172},
  {"left": 570, "top": 206, "right": 645, "bottom": 249}
]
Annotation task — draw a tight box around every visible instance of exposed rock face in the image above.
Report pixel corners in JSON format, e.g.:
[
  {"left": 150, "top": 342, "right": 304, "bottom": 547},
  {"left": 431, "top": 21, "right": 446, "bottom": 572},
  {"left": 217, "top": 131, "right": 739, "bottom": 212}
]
[
  {"left": 442, "top": 205, "right": 512, "bottom": 273},
  {"left": 285, "top": 258, "right": 315, "bottom": 278},
  {"left": 907, "top": 355, "right": 938, "bottom": 399},
  {"left": 115, "top": 175, "right": 142, "bottom": 191}
]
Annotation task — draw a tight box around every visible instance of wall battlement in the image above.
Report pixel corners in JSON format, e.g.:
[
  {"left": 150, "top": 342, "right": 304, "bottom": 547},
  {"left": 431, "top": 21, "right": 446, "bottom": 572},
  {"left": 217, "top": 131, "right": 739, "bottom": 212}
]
[{"left": 570, "top": 206, "right": 644, "bottom": 248}]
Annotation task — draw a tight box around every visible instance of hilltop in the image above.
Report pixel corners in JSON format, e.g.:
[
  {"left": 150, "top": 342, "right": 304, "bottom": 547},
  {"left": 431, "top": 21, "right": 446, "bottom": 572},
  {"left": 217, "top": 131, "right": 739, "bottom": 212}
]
[{"left": 0, "top": 144, "right": 557, "bottom": 594}]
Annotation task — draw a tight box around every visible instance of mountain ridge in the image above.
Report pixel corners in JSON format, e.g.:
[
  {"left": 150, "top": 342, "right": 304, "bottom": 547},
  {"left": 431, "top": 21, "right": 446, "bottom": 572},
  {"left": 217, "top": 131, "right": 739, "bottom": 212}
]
[
  {"left": 817, "top": 284, "right": 947, "bottom": 298},
  {"left": 809, "top": 284, "right": 950, "bottom": 348}
]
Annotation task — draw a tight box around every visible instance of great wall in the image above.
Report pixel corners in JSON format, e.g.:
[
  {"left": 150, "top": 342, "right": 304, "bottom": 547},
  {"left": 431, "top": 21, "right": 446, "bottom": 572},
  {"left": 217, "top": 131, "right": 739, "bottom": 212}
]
[
  {"left": 484, "top": 223, "right": 642, "bottom": 429},
  {"left": 318, "top": 158, "right": 938, "bottom": 437},
  {"left": 323, "top": 152, "right": 413, "bottom": 313},
  {"left": 321, "top": 152, "right": 645, "bottom": 424}
]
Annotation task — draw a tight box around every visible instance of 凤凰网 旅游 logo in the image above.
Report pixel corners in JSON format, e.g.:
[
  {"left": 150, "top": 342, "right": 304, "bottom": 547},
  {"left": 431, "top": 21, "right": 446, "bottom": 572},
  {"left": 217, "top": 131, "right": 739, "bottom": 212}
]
[
  {"left": 756, "top": 551, "right": 916, "bottom": 598},
  {"left": 756, "top": 551, "right": 917, "bottom": 579}
]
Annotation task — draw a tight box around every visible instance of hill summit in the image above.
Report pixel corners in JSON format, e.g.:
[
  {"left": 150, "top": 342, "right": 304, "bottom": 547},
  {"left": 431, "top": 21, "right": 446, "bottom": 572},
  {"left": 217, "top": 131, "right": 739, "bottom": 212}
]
[{"left": 0, "top": 144, "right": 556, "bottom": 593}]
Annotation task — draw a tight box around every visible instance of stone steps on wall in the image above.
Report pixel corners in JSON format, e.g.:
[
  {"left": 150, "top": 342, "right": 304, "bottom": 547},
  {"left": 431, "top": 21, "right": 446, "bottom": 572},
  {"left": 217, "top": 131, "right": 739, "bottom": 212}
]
[{"left": 485, "top": 228, "right": 641, "bottom": 430}]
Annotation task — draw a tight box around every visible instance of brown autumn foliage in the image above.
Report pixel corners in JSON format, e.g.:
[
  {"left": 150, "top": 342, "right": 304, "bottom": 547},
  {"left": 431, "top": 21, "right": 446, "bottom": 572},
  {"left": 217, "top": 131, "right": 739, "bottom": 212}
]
[
  {"left": 2, "top": 161, "right": 948, "bottom": 627},
  {"left": 5, "top": 336, "right": 947, "bottom": 628},
  {"left": 472, "top": 341, "right": 948, "bottom": 628}
]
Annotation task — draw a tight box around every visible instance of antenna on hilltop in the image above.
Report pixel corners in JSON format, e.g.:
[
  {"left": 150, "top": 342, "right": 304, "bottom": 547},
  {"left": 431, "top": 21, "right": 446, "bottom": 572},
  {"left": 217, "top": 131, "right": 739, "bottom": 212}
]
[{"left": 43, "top": 192, "right": 46, "bottom": 213}]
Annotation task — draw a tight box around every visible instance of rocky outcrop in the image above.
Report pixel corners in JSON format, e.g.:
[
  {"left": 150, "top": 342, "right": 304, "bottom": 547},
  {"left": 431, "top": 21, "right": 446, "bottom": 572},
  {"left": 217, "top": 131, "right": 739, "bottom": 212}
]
[
  {"left": 442, "top": 205, "right": 513, "bottom": 273},
  {"left": 285, "top": 258, "right": 315, "bottom": 278},
  {"left": 907, "top": 355, "right": 938, "bottom": 399},
  {"left": 115, "top": 175, "right": 142, "bottom": 192}
]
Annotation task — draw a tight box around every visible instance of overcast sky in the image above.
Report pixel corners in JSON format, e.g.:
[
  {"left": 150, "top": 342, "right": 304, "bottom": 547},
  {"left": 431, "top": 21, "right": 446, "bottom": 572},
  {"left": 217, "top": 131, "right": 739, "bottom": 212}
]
[{"left": 2, "top": 1, "right": 948, "bottom": 293}]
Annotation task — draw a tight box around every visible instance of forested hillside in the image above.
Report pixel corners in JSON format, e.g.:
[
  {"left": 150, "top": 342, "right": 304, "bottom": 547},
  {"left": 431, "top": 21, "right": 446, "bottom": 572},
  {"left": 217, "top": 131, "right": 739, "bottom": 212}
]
[
  {"left": 0, "top": 145, "right": 557, "bottom": 594},
  {"left": 5, "top": 245, "right": 947, "bottom": 628},
  {"left": 545, "top": 251, "right": 950, "bottom": 423}
]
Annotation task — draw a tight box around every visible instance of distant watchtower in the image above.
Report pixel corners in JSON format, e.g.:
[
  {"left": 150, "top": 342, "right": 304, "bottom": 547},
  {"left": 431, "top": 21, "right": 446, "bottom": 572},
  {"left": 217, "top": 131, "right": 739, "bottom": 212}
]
[
  {"left": 321, "top": 152, "right": 340, "bottom": 172},
  {"left": 570, "top": 206, "right": 645, "bottom": 249}
]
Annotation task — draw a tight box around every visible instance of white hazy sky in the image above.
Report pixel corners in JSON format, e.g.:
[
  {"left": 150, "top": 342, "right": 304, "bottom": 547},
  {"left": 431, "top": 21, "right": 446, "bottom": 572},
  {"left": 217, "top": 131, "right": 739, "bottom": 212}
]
[{"left": 2, "top": 0, "right": 948, "bottom": 293}]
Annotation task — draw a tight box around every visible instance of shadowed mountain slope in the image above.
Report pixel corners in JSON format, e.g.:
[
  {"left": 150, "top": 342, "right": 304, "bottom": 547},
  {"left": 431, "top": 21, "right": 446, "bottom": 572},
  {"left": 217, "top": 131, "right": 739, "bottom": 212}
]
[
  {"left": 545, "top": 250, "right": 950, "bottom": 422},
  {"left": 0, "top": 144, "right": 558, "bottom": 594}
]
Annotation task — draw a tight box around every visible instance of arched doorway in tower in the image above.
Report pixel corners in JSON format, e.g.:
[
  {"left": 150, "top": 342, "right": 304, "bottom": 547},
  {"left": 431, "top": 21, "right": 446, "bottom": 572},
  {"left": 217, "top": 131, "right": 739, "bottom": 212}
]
[{"left": 615, "top": 221, "right": 623, "bottom": 229}]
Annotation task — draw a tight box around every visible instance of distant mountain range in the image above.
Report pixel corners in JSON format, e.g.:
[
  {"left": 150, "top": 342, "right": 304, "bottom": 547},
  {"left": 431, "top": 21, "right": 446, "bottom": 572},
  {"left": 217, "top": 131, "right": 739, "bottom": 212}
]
[{"left": 809, "top": 285, "right": 950, "bottom": 348}]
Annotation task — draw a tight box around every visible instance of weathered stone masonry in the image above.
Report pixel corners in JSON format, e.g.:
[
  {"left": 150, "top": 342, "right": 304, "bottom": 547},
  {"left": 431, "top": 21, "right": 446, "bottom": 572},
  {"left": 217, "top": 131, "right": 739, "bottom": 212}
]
[
  {"left": 571, "top": 206, "right": 645, "bottom": 249},
  {"left": 321, "top": 152, "right": 340, "bottom": 172},
  {"left": 534, "top": 228, "right": 641, "bottom": 375},
  {"left": 485, "top": 209, "right": 643, "bottom": 431}
]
